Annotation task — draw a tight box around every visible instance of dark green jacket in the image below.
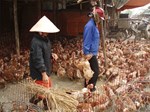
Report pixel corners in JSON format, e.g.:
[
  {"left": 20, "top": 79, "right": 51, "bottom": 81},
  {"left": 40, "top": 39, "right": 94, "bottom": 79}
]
[{"left": 29, "top": 33, "right": 51, "bottom": 80}]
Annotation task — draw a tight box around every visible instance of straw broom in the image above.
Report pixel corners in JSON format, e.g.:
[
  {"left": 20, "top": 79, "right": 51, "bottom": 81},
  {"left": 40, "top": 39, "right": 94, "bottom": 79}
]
[{"left": 23, "top": 81, "right": 79, "bottom": 112}]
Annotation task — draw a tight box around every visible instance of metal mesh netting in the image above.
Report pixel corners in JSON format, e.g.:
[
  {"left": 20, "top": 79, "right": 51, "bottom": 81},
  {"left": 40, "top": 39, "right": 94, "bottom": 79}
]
[
  {"left": 0, "top": 80, "right": 43, "bottom": 112},
  {"left": 0, "top": 101, "right": 42, "bottom": 112},
  {"left": 0, "top": 77, "right": 150, "bottom": 112}
]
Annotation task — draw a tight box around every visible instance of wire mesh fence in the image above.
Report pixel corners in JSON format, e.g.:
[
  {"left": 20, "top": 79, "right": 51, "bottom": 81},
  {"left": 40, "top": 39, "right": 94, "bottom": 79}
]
[
  {"left": 0, "top": 80, "right": 44, "bottom": 112},
  {"left": 0, "top": 78, "right": 149, "bottom": 112}
]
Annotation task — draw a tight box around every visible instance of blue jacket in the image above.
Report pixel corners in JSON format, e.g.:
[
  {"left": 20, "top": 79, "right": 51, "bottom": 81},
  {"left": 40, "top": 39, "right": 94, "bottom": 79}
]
[{"left": 83, "top": 18, "right": 100, "bottom": 55}]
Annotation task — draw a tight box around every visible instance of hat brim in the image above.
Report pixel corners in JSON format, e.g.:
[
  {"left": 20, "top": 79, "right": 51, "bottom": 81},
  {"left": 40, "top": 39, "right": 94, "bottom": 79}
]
[{"left": 30, "top": 16, "right": 60, "bottom": 33}]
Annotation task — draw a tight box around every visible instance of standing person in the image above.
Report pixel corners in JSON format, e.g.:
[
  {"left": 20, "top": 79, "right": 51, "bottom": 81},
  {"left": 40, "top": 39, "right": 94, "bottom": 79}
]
[
  {"left": 83, "top": 7, "right": 105, "bottom": 92},
  {"left": 29, "top": 16, "right": 59, "bottom": 110}
]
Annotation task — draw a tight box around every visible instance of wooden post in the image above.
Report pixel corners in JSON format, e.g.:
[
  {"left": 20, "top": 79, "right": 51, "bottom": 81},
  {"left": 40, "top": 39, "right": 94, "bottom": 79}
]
[
  {"left": 99, "top": 0, "right": 107, "bottom": 68},
  {"left": 13, "top": 0, "right": 20, "bottom": 56}
]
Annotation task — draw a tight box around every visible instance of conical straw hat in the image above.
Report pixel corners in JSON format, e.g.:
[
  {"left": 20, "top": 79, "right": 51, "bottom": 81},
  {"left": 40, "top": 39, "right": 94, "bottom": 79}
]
[{"left": 30, "top": 16, "right": 60, "bottom": 33}]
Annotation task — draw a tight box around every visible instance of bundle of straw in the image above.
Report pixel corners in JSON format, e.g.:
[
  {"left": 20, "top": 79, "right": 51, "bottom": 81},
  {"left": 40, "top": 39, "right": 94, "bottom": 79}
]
[{"left": 23, "top": 81, "right": 79, "bottom": 112}]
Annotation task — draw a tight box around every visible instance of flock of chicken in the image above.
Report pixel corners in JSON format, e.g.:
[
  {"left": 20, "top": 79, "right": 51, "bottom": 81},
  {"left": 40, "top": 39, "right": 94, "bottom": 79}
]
[{"left": 0, "top": 37, "right": 150, "bottom": 111}]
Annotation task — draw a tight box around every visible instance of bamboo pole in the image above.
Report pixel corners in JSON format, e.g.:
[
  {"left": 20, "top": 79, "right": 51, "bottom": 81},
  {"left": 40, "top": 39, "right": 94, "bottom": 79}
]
[
  {"left": 13, "top": 0, "right": 20, "bottom": 56},
  {"left": 99, "top": 0, "right": 107, "bottom": 68}
]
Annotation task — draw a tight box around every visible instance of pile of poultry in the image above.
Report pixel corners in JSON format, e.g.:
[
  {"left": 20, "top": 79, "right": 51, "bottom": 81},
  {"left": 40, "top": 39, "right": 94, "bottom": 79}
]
[
  {"left": 0, "top": 50, "right": 29, "bottom": 88},
  {"left": 0, "top": 37, "right": 149, "bottom": 111},
  {"left": 52, "top": 37, "right": 150, "bottom": 80}
]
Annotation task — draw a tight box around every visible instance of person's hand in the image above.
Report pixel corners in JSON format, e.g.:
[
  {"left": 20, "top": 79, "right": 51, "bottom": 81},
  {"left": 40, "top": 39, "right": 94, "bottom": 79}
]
[
  {"left": 52, "top": 53, "right": 58, "bottom": 60},
  {"left": 85, "top": 54, "right": 93, "bottom": 60},
  {"left": 42, "top": 72, "right": 49, "bottom": 82}
]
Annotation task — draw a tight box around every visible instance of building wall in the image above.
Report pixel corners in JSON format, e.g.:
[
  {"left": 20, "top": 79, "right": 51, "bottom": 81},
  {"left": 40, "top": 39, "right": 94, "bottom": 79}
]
[
  {"left": 56, "top": 10, "right": 89, "bottom": 37},
  {"left": 1, "top": 1, "right": 13, "bottom": 32},
  {"left": 0, "top": 0, "right": 90, "bottom": 36}
]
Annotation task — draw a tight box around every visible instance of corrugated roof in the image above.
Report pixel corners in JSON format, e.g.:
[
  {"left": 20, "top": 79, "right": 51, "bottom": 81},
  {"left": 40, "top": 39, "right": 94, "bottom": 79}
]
[{"left": 118, "top": 0, "right": 150, "bottom": 11}]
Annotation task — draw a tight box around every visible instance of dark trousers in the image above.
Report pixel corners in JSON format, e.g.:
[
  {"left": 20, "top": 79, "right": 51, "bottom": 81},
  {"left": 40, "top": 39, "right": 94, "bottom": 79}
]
[{"left": 85, "top": 56, "right": 99, "bottom": 88}]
